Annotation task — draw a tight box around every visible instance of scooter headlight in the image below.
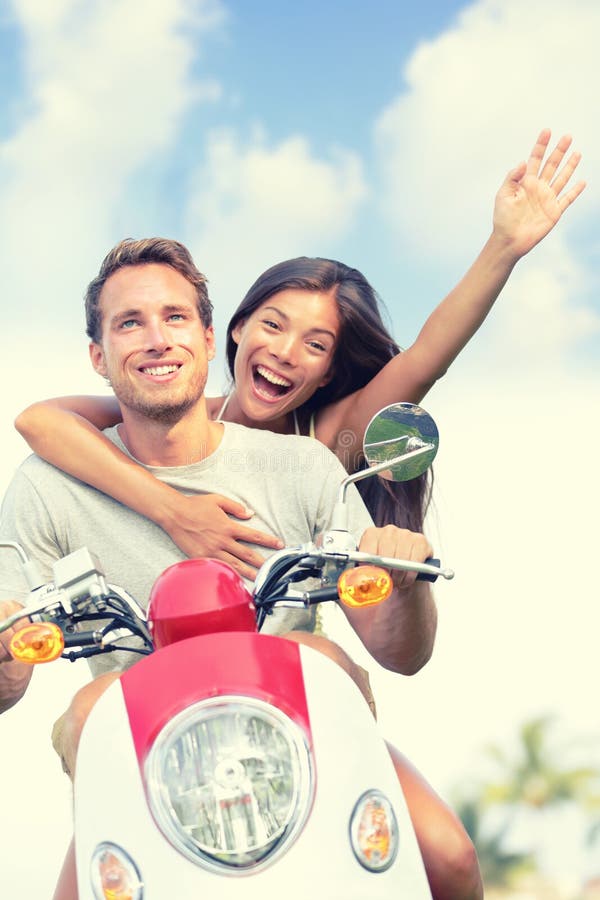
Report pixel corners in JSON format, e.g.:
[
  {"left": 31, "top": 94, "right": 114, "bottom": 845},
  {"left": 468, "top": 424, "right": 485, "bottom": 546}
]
[{"left": 145, "top": 696, "right": 313, "bottom": 872}]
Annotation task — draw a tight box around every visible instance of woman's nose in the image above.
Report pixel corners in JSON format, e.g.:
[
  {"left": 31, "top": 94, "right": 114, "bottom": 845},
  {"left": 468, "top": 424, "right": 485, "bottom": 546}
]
[{"left": 270, "top": 333, "right": 298, "bottom": 365}]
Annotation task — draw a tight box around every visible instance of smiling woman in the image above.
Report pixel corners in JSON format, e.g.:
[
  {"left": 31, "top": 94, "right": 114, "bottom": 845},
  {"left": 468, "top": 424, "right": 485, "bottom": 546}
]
[
  {"left": 227, "top": 289, "right": 340, "bottom": 432},
  {"left": 221, "top": 257, "right": 408, "bottom": 496}
]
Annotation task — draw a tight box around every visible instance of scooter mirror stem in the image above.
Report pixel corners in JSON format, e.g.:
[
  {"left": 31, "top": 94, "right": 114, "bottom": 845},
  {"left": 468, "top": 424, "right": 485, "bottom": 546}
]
[
  {"left": 22, "top": 560, "right": 46, "bottom": 591},
  {"left": 330, "top": 443, "right": 435, "bottom": 532},
  {"left": 0, "top": 541, "right": 45, "bottom": 591}
]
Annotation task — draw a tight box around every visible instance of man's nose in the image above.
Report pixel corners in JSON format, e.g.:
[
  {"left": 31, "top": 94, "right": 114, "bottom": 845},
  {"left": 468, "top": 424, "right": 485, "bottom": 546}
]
[{"left": 144, "top": 319, "right": 172, "bottom": 352}]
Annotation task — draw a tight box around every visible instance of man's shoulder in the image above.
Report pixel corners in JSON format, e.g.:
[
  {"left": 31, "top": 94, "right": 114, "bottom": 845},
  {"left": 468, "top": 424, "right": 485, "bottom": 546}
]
[
  {"left": 0, "top": 455, "right": 69, "bottom": 549},
  {"left": 4, "top": 452, "right": 89, "bottom": 503},
  {"left": 10, "top": 453, "right": 61, "bottom": 484}
]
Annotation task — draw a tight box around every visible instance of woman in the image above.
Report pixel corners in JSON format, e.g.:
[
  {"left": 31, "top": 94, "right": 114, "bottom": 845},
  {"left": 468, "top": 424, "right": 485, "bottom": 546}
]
[{"left": 28, "top": 129, "right": 582, "bottom": 900}]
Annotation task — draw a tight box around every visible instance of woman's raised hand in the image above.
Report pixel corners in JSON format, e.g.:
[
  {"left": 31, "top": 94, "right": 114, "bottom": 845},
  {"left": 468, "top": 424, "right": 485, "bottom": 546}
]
[
  {"left": 492, "top": 129, "right": 586, "bottom": 259},
  {"left": 162, "top": 493, "right": 284, "bottom": 581}
]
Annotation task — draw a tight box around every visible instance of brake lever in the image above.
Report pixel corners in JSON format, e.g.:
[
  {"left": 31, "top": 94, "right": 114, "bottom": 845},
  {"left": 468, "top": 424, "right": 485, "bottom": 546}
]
[
  {"left": 345, "top": 551, "right": 454, "bottom": 581},
  {"left": 0, "top": 586, "right": 65, "bottom": 633}
]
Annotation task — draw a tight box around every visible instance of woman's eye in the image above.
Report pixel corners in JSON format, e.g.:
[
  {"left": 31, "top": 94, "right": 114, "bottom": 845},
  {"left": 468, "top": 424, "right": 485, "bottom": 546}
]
[{"left": 262, "top": 319, "right": 280, "bottom": 330}]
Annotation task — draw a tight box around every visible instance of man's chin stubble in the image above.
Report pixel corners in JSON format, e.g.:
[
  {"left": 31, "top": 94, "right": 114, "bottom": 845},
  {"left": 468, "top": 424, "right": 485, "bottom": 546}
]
[{"left": 119, "top": 394, "right": 200, "bottom": 425}]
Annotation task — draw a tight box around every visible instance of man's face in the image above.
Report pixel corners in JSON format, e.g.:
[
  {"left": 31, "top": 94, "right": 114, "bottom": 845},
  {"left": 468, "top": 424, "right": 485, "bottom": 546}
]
[{"left": 89, "top": 263, "right": 215, "bottom": 423}]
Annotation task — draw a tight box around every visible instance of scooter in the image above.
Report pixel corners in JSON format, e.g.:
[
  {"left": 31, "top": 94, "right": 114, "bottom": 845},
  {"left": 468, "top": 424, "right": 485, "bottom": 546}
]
[{"left": 0, "top": 403, "right": 453, "bottom": 899}]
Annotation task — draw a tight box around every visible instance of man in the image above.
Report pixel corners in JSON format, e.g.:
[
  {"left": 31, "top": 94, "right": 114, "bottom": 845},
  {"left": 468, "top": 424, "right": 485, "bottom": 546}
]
[{"left": 0, "top": 237, "right": 436, "bottom": 731}]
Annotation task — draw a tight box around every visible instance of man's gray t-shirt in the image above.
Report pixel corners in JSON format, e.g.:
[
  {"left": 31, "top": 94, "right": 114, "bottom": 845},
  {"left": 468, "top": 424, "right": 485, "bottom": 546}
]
[{"left": 0, "top": 422, "right": 373, "bottom": 675}]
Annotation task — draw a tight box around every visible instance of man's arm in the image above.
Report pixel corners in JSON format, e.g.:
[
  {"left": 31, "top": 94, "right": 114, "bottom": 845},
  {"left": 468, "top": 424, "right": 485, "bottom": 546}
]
[
  {"left": 0, "top": 462, "right": 63, "bottom": 711},
  {"left": 342, "top": 525, "right": 437, "bottom": 675},
  {"left": 317, "top": 462, "right": 437, "bottom": 675}
]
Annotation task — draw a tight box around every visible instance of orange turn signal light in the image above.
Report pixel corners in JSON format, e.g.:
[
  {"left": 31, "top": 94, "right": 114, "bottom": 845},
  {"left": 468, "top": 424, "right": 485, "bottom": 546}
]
[
  {"left": 9, "top": 622, "right": 65, "bottom": 664},
  {"left": 91, "top": 843, "right": 143, "bottom": 899},
  {"left": 337, "top": 565, "right": 393, "bottom": 608},
  {"left": 350, "top": 790, "right": 399, "bottom": 871}
]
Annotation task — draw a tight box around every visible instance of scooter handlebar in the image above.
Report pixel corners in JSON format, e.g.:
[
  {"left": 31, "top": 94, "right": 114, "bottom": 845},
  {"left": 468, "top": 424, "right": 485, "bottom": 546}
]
[
  {"left": 345, "top": 552, "right": 453, "bottom": 582},
  {"left": 417, "top": 558, "right": 441, "bottom": 582}
]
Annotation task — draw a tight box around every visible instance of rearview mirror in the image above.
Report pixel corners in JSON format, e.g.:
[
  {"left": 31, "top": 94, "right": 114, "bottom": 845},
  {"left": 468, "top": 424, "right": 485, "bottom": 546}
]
[{"left": 363, "top": 403, "right": 438, "bottom": 483}]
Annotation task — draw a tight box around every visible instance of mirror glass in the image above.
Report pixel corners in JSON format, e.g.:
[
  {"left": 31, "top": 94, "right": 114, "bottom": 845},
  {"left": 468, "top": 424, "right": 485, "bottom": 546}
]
[{"left": 363, "top": 403, "right": 439, "bottom": 482}]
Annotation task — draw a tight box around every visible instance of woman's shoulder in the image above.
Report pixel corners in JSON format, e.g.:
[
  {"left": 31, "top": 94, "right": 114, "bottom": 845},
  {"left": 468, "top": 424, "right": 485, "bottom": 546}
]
[{"left": 313, "top": 392, "right": 362, "bottom": 454}]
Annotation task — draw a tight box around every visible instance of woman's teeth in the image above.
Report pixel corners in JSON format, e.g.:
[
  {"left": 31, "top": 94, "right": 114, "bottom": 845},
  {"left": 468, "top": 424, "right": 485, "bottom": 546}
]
[
  {"left": 255, "top": 365, "right": 291, "bottom": 388},
  {"left": 254, "top": 365, "right": 293, "bottom": 399}
]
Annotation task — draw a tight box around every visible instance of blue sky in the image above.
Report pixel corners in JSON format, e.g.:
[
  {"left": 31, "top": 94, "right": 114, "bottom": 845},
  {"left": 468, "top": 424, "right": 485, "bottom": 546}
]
[{"left": 1, "top": 0, "right": 599, "bottom": 893}]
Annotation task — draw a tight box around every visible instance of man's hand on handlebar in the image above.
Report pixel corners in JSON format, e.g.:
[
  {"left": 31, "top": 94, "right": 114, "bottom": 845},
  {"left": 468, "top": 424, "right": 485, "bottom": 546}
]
[
  {"left": 0, "top": 599, "right": 29, "bottom": 663},
  {"left": 358, "top": 526, "right": 434, "bottom": 592}
]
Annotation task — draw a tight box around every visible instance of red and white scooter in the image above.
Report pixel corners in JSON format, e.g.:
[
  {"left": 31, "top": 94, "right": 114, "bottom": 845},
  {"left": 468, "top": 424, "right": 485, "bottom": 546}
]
[{"left": 1, "top": 403, "right": 453, "bottom": 899}]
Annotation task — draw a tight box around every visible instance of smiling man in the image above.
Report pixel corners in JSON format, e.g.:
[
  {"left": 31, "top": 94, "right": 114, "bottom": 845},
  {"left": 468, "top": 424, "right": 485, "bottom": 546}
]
[{"left": 86, "top": 259, "right": 219, "bottom": 463}]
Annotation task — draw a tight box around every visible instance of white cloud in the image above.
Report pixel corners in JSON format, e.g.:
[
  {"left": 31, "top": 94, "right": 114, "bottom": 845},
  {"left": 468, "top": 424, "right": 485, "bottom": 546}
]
[
  {"left": 448, "top": 238, "right": 600, "bottom": 371},
  {"left": 183, "top": 128, "right": 367, "bottom": 345},
  {"left": 373, "top": 0, "right": 600, "bottom": 369},
  {"left": 0, "top": 0, "right": 226, "bottom": 314},
  {"left": 491, "top": 245, "right": 600, "bottom": 365},
  {"left": 375, "top": 0, "right": 600, "bottom": 257}
]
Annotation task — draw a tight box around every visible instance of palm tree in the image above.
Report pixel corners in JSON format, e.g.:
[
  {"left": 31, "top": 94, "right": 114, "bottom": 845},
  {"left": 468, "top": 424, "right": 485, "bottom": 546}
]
[
  {"left": 455, "top": 794, "right": 535, "bottom": 889},
  {"left": 483, "top": 715, "right": 600, "bottom": 812},
  {"left": 453, "top": 715, "right": 600, "bottom": 892}
]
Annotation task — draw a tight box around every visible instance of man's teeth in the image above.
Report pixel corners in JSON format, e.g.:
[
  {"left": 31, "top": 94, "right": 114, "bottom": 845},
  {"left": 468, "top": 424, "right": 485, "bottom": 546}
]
[
  {"left": 256, "top": 365, "right": 291, "bottom": 387},
  {"left": 143, "top": 365, "right": 179, "bottom": 376}
]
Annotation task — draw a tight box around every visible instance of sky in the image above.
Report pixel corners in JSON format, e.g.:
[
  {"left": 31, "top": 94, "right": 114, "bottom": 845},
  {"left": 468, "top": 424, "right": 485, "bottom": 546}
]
[{"left": 0, "top": 0, "right": 599, "bottom": 895}]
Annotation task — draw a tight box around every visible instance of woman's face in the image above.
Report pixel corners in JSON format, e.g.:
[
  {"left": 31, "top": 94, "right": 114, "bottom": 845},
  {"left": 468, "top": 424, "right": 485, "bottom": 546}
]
[{"left": 231, "top": 288, "right": 340, "bottom": 424}]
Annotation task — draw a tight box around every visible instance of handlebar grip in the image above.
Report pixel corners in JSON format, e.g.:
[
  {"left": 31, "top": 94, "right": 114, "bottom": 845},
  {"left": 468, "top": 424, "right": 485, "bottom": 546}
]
[
  {"left": 305, "top": 586, "right": 340, "bottom": 603},
  {"left": 416, "top": 558, "right": 440, "bottom": 582}
]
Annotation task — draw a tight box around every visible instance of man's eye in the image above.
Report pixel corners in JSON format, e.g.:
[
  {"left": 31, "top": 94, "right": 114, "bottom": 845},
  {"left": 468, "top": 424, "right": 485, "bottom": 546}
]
[
  {"left": 168, "top": 313, "right": 185, "bottom": 322},
  {"left": 120, "top": 319, "right": 139, "bottom": 329}
]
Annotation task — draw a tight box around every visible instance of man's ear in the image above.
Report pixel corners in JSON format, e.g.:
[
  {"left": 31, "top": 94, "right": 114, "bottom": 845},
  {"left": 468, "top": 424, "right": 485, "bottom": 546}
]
[
  {"left": 205, "top": 325, "right": 216, "bottom": 361},
  {"left": 89, "top": 342, "right": 108, "bottom": 378}
]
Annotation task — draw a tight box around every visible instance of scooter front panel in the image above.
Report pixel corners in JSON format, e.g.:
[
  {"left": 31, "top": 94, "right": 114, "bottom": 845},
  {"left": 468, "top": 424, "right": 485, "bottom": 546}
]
[{"left": 74, "top": 634, "right": 431, "bottom": 898}]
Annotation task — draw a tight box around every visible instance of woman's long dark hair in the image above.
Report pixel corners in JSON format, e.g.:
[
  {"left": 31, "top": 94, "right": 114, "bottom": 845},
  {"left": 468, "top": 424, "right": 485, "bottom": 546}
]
[{"left": 226, "top": 257, "right": 432, "bottom": 532}]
